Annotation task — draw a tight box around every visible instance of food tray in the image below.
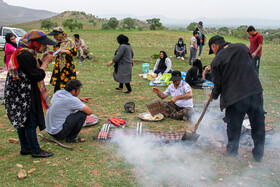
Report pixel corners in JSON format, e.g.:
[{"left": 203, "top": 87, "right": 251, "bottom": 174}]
[
  {"left": 138, "top": 112, "right": 164, "bottom": 122},
  {"left": 83, "top": 114, "right": 99, "bottom": 127}
]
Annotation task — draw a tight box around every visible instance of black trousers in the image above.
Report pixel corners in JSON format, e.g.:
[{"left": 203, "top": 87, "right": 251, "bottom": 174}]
[
  {"left": 119, "top": 83, "right": 132, "bottom": 92},
  {"left": 223, "top": 93, "right": 265, "bottom": 161},
  {"left": 253, "top": 56, "right": 261, "bottom": 75},
  {"left": 51, "top": 111, "right": 87, "bottom": 142}
]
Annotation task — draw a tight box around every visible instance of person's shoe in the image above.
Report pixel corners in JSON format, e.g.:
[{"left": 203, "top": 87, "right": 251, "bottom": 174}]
[
  {"left": 177, "top": 56, "right": 181, "bottom": 59},
  {"left": 79, "top": 56, "right": 85, "bottom": 63},
  {"left": 32, "top": 150, "right": 54, "bottom": 158},
  {"left": 115, "top": 87, "right": 123, "bottom": 91},
  {"left": 123, "top": 91, "right": 132, "bottom": 94},
  {"left": 87, "top": 55, "right": 92, "bottom": 59},
  {"left": 20, "top": 150, "right": 32, "bottom": 155},
  {"left": 181, "top": 57, "right": 184, "bottom": 60}
]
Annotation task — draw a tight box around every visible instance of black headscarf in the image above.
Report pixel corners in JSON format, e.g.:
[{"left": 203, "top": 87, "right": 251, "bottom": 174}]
[
  {"left": 193, "top": 59, "right": 203, "bottom": 76},
  {"left": 158, "top": 51, "right": 168, "bottom": 71},
  {"left": 4, "top": 33, "right": 17, "bottom": 63},
  {"left": 5, "top": 33, "right": 17, "bottom": 49},
  {"left": 177, "top": 38, "right": 184, "bottom": 47},
  {"left": 117, "top": 34, "right": 130, "bottom": 45}
]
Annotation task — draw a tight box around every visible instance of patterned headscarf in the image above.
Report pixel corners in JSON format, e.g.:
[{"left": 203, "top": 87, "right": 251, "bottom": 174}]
[
  {"left": 8, "top": 29, "right": 51, "bottom": 110},
  {"left": 52, "top": 27, "right": 75, "bottom": 71}
]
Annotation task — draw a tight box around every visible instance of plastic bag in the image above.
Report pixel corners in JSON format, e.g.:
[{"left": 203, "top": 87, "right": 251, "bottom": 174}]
[{"left": 159, "top": 73, "right": 172, "bottom": 85}]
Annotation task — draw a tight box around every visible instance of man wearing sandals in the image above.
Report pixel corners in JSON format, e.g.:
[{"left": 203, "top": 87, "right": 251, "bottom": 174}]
[{"left": 45, "top": 79, "right": 93, "bottom": 143}]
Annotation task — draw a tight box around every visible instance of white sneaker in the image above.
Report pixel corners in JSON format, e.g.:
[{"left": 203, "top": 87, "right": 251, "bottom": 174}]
[
  {"left": 181, "top": 57, "right": 184, "bottom": 60},
  {"left": 177, "top": 56, "right": 180, "bottom": 59}
]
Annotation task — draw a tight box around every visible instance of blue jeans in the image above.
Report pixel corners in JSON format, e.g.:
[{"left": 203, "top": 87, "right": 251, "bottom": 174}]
[
  {"left": 189, "top": 47, "right": 197, "bottom": 65},
  {"left": 17, "top": 111, "right": 41, "bottom": 154},
  {"left": 176, "top": 51, "right": 185, "bottom": 57},
  {"left": 198, "top": 45, "right": 203, "bottom": 57}
]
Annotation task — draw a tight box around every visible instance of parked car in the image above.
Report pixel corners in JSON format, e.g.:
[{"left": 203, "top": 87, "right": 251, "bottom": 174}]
[{"left": 0, "top": 27, "right": 27, "bottom": 50}]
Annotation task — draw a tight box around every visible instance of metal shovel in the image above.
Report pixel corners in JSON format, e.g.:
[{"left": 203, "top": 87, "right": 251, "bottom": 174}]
[{"left": 181, "top": 97, "right": 211, "bottom": 141}]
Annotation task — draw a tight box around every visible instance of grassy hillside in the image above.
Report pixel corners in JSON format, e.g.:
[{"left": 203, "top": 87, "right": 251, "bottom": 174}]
[
  {"left": 13, "top": 11, "right": 150, "bottom": 31},
  {"left": 0, "top": 29, "right": 279, "bottom": 186}
]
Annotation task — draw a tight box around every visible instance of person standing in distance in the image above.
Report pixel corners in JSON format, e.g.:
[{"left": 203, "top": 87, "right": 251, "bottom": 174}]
[{"left": 247, "top": 26, "right": 263, "bottom": 75}]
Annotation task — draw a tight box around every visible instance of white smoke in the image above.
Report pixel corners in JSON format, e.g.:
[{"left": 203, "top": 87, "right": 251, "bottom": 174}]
[{"left": 111, "top": 131, "right": 214, "bottom": 186}]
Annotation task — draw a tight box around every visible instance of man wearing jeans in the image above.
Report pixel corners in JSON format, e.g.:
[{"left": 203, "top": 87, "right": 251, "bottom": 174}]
[
  {"left": 45, "top": 79, "right": 93, "bottom": 142},
  {"left": 247, "top": 26, "right": 263, "bottom": 75},
  {"left": 208, "top": 35, "right": 265, "bottom": 162}
]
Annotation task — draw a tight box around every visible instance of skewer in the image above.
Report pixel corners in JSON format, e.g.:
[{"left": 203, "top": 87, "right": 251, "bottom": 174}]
[
  {"left": 98, "top": 124, "right": 105, "bottom": 139},
  {"left": 105, "top": 124, "right": 110, "bottom": 140}
]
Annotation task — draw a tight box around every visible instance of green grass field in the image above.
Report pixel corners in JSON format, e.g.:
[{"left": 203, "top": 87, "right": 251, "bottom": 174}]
[{"left": 0, "top": 29, "right": 279, "bottom": 186}]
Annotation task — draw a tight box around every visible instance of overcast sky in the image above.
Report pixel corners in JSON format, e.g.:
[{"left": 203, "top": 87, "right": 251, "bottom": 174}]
[{"left": 4, "top": 0, "right": 280, "bottom": 20}]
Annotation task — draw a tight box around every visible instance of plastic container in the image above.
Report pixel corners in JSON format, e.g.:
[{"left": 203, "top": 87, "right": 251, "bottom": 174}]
[{"left": 142, "top": 63, "right": 149, "bottom": 73}]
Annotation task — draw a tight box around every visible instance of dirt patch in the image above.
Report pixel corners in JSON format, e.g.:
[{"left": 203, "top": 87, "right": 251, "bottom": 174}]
[
  {"left": 133, "top": 60, "right": 148, "bottom": 64},
  {"left": 0, "top": 123, "right": 7, "bottom": 128}
]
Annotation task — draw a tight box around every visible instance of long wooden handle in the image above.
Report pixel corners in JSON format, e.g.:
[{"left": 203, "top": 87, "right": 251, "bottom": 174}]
[{"left": 193, "top": 97, "right": 211, "bottom": 132}]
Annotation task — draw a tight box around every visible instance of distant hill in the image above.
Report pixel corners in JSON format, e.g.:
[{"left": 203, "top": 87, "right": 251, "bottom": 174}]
[
  {"left": 13, "top": 11, "right": 150, "bottom": 31},
  {"left": 0, "top": 0, "right": 57, "bottom": 26}
]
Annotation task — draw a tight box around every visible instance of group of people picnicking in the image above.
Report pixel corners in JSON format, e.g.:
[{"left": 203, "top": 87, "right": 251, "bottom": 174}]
[{"left": 3, "top": 23, "right": 265, "bottom": 162}]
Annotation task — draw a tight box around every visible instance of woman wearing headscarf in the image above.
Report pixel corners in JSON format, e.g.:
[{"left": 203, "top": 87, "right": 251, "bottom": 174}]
[
  {"left": 185, "top": 59, "right": 205, "bottom": 88},
  {"left": 153, "top": 51, "right": 172, "bottom": 75},
  {"left": 4, "top": 30, "right": 56, "bottom": 157},
  {"left": 48, "top": 27, "right": 77, "bottom": 93},
  {"left": 4, "top": 33, "right": 17, "bottom": 69},
  {"left": 174, "top": 38, "right": 186, "bottom": 60},
  {"left": 107, "top": 34, "right": 134, "bottom": 94}
]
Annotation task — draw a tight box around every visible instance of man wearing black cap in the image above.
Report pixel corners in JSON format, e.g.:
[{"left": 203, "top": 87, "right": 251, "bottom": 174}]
[
  {"left": 152, "top": 70, "right": 193, "bottom": 120},
  {"left": 208, "top": 35, "right": 265, "bottom": 162}
]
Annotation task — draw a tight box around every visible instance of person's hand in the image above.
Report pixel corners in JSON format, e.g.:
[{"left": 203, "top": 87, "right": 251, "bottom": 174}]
[
  {"left": 107, "top": 61, "right": 113, "bottom": 66},
  {"left": 61, "top": 49, "right": 70, "bottom": 54},
  {"left": 179, "top": 51, "right": 182, "bottom": 54},
  {"left": 252, "top": 52, "right": 257, "bottom": 58},
  {"left": 79, "top": 97, "right": 92, "bottom": 103},
  {"left": 205, "top": 66, "right": 210, "bottom": 72},
  {"left": 43, "top": 53, "right": 56, "bottom": 64},
  {"left": 40, "top": 51, "right": 54, "bottom": 62},
  {"left": 200, "top": 39, "right": 203, "bottom": 43},
  {"left": 170, "top": 97, "right": 177, "bottom": 103},
  {"left": 152, "top": 87, "right": 160, "bottom": 94}
]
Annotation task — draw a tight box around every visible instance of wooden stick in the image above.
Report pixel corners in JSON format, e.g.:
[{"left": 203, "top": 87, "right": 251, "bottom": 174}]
[{"left": 38, "top": 134, "right": 73, "bottom": 150}]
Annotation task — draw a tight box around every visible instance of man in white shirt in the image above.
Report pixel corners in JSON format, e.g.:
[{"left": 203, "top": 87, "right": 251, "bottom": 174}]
[
  {"left": 152, "top": 70, "right": 194, "bottom": 120},
  {"left": 74, "top": 34, "right": 91, "bottom": 63},
  {"left": 45, "top": 79, "right": 93, "bottom": 143}
]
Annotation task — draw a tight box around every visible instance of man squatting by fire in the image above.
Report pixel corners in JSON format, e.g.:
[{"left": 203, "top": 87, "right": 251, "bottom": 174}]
[
  {"left": 152, "top": 70, "right": 194, "bottom": 121},
  {"left": 208, "top": 35, "right": 265, "bottom": 162}
]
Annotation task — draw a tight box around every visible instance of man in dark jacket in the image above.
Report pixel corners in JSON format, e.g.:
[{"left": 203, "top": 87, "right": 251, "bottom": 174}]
[{"left": 208, "top": 35, "right": 265, "bottom": 162}]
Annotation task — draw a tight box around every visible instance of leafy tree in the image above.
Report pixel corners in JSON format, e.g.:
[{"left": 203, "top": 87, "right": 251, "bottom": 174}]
[
  {"left": 186, "top": 22, "right": 197, "bottom": 31},
  {"left": 62, "top": 18, "right": 78, "bottom": 32},
  {"left": 108, "top": 17, "right": 119, "bottom": 30},
  {"left": 40, "top": 20, "right": 54, "bottom": 31},
  {"left": 77, "top": 23, "right": 83, "bottom": 30},
  {"left": 218, "top": 27, "right": 229, "bottom": 35},
  {"left": 122, "top": 17, "right": 135, "bottom": 30},
  {"left": 102, "top": 22, "right": 110, "bottom": 30},
  {"left": 232, "top": 25, "right": 249, "bottom": 40},
  {"left": 146, "top": 18, "right": 162, "bottom": 30}
]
